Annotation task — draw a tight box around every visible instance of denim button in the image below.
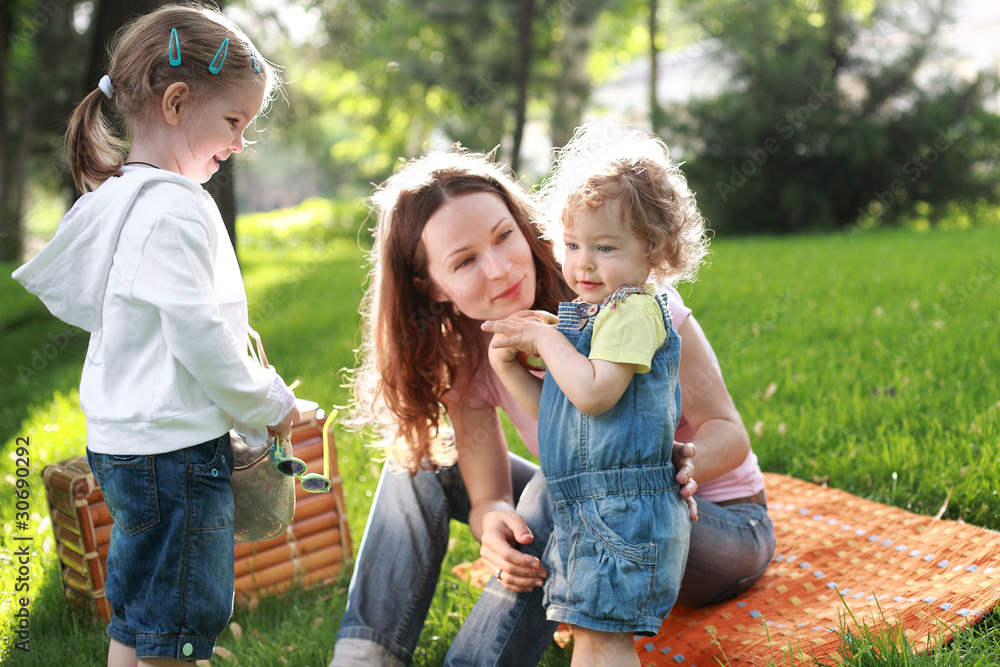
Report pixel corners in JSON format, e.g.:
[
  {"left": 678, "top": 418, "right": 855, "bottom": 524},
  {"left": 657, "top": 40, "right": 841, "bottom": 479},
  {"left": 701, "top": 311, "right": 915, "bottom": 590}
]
[
  {"left": 182, "top": 643, "right": 193, "bottom": 656},
  {"left": 212, "top": 469, "right": 218, "bottom": 477}
]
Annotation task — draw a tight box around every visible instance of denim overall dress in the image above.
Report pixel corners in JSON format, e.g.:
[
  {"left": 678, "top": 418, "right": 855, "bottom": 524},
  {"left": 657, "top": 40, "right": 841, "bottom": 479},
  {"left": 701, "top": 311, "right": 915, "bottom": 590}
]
[{"left": 538, "top": 286, "right": 691, "bottom": 635}]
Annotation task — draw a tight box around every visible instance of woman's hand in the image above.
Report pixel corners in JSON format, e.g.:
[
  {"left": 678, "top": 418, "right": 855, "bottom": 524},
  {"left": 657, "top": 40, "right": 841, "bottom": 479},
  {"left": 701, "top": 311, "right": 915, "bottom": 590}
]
[
  {"left": 478, "top": 508, "right": 547, "bottom": 593},
  {"left": 673, "top": 440, "right": 699, "bottom": 521},
  {"left": 449, "top": 402, "right": 546, "bottom": 591}
]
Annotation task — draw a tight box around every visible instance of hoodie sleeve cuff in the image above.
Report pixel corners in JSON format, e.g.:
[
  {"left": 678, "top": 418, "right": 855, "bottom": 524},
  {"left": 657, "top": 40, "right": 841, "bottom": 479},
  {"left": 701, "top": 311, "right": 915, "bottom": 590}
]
[{"left": 266, "top": 373, "right": 296, "bottom": 426}]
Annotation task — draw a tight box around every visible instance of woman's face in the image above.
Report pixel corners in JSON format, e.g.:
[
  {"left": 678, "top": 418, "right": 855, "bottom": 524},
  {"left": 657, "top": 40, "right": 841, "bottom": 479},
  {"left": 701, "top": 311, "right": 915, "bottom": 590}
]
[{"left": 420, "top": 191, "right": 537, "bottom": 321}]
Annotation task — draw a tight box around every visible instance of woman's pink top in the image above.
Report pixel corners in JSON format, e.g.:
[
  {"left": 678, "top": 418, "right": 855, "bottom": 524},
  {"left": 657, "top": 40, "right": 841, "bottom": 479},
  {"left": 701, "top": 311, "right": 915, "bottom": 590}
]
[{"left": 458, "top": 286, "right": 765, "bottom": 502}]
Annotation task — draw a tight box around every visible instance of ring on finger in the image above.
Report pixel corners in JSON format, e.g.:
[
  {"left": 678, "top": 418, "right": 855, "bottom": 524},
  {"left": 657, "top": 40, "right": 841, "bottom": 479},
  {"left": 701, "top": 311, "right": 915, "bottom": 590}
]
[{"left": 494, "top": 568, "right": 502, "bottom": 581}]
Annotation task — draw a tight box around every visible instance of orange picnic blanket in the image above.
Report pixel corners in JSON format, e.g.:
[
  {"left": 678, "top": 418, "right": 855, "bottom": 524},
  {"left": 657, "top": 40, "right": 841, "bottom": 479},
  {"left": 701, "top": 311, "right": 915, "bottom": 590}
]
[{"left": 635, "top": 472, "right": 1000, "bottom": 665}]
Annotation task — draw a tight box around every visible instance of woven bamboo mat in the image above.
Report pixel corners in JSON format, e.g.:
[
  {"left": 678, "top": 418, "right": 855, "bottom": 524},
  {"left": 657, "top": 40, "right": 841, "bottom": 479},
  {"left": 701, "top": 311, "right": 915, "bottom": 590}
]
[{"left": 634, "top": 472, "right": 1000, "bottom": 666}]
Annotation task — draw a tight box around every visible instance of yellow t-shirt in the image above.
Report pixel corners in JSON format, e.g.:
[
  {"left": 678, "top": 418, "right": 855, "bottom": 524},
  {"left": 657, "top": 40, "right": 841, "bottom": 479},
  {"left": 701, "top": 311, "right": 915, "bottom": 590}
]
[{"left": 588, "top": 286, "right": 666, "bottom": 374}]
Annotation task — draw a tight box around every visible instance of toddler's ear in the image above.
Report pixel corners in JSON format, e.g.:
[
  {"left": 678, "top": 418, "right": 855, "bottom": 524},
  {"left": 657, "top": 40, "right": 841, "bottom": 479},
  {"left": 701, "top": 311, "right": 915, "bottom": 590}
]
[{"left": 161, "top": 82, "right": 191, "bottom": 126}]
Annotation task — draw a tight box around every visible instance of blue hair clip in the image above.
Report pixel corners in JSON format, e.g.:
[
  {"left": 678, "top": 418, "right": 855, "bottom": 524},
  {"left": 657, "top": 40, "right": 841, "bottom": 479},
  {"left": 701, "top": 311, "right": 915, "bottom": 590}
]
[
  {"left": 251, "top": 54, "right": 261, "bottom": 74},
  {"left": 208, "top": 38, "right": 229, "bottom": 74},
  {"left": 169, "top": 28, "right": 182, "bottom": 66}
]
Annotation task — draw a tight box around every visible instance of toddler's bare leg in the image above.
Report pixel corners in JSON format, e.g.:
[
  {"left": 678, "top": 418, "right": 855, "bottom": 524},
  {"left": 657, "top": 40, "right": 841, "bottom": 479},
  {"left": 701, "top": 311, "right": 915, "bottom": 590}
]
[
  {"left": 107, "top": 639, "right": 137, "bottom": 667},
  {"left": 570, "top": 627, "right": 640, "bottom": 667}
]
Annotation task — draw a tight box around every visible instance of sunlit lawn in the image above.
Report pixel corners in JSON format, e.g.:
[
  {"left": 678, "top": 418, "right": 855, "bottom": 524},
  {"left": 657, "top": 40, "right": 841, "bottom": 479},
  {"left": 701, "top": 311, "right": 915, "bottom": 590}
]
[{"left": 1, "top": 217, "right": 998, "bottom": 665}]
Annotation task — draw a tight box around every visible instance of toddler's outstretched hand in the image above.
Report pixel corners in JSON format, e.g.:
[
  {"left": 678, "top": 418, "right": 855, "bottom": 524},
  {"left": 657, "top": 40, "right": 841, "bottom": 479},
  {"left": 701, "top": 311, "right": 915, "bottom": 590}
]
[
  {"left": 483, "top": 311, "right": 555, "bottom": 420},
  {"left": 486, "top": 332, "right": 519, "bottom": 367},
  {"left": 481, "top": 310, "right": 558, "bottom": 357}
]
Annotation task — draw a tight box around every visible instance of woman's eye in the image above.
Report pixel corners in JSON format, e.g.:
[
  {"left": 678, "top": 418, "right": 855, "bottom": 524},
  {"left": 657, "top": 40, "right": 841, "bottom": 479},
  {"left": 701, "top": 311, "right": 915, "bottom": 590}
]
[
  {"left": 566, "top": 242, "right": 578, "bottom": 250},
  {"left": 455, "top": 257, "right": 474, "bottom": 270},
  {"left": 498, "top": 229, "right": 513, "bottom": 242}
]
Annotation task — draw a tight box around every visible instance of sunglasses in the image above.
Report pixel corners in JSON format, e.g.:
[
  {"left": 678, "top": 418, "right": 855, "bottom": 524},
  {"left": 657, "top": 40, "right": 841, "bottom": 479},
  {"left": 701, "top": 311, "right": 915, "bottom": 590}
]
[{"left": 268, "top": 408, "right": 337, "bottom": 493}]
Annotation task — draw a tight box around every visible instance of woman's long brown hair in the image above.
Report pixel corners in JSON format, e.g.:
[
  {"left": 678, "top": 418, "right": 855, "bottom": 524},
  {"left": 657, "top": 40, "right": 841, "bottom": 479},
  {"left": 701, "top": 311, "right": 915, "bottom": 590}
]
[{"left": 348, "top": 151, "right": 572, "bottom": 473}]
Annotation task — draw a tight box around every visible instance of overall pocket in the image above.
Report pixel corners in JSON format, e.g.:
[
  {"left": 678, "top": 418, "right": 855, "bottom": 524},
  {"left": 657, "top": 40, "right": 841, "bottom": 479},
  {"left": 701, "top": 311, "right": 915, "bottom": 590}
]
[{"left": 568, "top": 497, "right": 657, "bottom": 618}]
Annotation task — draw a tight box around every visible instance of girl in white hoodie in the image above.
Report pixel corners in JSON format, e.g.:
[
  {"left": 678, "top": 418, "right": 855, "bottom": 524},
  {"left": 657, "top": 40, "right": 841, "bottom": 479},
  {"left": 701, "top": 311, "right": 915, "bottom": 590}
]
[{"left": 13, "top": 6, "right": 297, "bottom": 665}]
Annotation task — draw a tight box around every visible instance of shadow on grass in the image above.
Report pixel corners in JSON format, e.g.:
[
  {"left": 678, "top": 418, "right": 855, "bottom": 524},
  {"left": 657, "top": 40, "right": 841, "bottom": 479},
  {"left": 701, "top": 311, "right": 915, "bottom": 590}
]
[
  {"left": 1, "top": 264, "right": 89, "bottom": 459},
  {"left": 0, "top": 303, "right": 88, "bottom": 447}
]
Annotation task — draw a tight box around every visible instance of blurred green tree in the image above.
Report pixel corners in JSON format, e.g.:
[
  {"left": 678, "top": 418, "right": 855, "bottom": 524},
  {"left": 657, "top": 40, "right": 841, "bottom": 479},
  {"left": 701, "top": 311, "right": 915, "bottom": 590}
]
[
  {"left": 1, "top": 0, "right": 90, "bottom": 262},
  {"left": 664, "top": 0, "right": 1000, "bottom": 233},
  {"left": 271, "top": 0, "right": 633, "bottom": 193},
  {"left": 3, "top": 0, "right": 665, "bottom": 251},
  {"left": 0, "top": 0, "right": 243, "bottom": 262}
]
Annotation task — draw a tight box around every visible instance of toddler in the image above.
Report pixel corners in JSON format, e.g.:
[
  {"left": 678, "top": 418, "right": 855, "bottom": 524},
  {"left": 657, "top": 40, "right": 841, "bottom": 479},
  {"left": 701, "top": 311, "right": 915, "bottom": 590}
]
[{"left": 484, "top": 123, "right": 709, "bottom": 666}]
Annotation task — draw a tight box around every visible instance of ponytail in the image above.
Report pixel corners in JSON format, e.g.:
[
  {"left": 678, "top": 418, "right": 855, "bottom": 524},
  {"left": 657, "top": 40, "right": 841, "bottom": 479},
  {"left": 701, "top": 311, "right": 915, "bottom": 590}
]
[{"left": 65, "top": 87, "right": 126, "bottom": 193}]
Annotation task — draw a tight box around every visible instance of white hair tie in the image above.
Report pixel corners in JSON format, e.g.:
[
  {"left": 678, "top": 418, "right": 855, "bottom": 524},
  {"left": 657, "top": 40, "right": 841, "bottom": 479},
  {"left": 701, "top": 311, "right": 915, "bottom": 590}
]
[{"left": 98, "top": 75, "right": 115, "bottom": 98}]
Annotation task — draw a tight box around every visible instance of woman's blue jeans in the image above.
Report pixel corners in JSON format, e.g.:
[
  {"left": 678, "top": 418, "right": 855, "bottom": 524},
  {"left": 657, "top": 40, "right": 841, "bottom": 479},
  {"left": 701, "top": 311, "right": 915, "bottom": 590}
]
[{"left": 330, "top": 453, "right": 774, "bottom": 666}]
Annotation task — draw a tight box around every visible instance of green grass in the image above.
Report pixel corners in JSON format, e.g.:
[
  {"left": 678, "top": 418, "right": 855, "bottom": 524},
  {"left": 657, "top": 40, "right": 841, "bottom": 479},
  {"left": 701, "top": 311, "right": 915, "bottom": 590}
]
[
  {"left": 687, "top": 227, "right": 1000, "bottom": 526},
  {"left": 1, "top": 221, "right": 998, "bottom": 665}
]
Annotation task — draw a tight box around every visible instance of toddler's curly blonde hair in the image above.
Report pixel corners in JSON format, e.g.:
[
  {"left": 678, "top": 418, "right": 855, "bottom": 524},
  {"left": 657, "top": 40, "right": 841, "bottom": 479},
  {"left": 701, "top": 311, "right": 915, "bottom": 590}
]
[{"left": 536, "top": 123, "right": 710, "bottom": 285}]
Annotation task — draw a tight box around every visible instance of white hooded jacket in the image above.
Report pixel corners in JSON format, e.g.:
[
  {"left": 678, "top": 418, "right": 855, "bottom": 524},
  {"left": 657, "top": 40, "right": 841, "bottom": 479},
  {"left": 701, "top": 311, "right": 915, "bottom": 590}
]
[{"left": 12, "top": 168, "right": 294, "bottom": 454}]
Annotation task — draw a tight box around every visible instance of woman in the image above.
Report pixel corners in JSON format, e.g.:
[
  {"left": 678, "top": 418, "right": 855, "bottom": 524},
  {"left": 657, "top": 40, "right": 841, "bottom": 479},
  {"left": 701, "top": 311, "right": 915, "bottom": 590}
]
[{"left": 331, "top": 150, "right": 774, "bottom": 666}]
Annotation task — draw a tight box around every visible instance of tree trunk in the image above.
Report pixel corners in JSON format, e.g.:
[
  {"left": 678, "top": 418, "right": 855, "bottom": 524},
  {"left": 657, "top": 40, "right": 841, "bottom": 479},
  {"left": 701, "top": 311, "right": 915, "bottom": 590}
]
[
  {"left": 86, "top": 0, "right": 163, "bottom": 91},
  {"left": 0, "top": 0, "right": 20, "bottom": 262},
  {"left": 209, "top": 159, "right": 237, "bottom": 249},
  {"left": 510, "top": 0, "right": 536, "bottom": 173},
  {"left": 210, "top": 0, "right": 237, "bottom": 251},
  {"left": 201, "top": 0, "right": 237, "bottom": 249},
  {"left": 550, "top": 0, "right": 600, "bottom": 149},
  {"left": 822, "top": 0, "right": 847, "bottom": 76},
  {"left": 4, "top": 97, "right": 33, "bottom": 261},
  {"left": 0, "top": 0, "right": 8, "bottom": 174},
  {"left": 649, "top": 0, "right": 661, "bottom": 134}
]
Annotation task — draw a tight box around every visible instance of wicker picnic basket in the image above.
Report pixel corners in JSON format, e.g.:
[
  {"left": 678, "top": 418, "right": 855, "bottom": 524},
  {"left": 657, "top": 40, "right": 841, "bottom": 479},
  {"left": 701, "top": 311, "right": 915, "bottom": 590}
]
[{"left": 41, "top": 402, "right": 353, "bottom": 622}]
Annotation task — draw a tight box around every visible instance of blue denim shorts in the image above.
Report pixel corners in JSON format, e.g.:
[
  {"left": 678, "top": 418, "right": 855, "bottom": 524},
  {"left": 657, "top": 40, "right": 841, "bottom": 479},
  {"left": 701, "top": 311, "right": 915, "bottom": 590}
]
[
  {"left": 542, "top": 476, "right": 691, "bottom": 636},
  {"left": 87, "top": 433, "right": 235, "bottom": 661}
]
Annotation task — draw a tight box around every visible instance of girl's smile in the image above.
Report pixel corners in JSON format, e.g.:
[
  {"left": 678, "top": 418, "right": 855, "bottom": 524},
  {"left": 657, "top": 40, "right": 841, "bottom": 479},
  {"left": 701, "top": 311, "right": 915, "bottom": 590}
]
[
  {"left": 176, "top": 83, "right": 265, "bottom": 183},
  {"left": 129, "top": 81, "right": 266, "bottom": 184}
]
